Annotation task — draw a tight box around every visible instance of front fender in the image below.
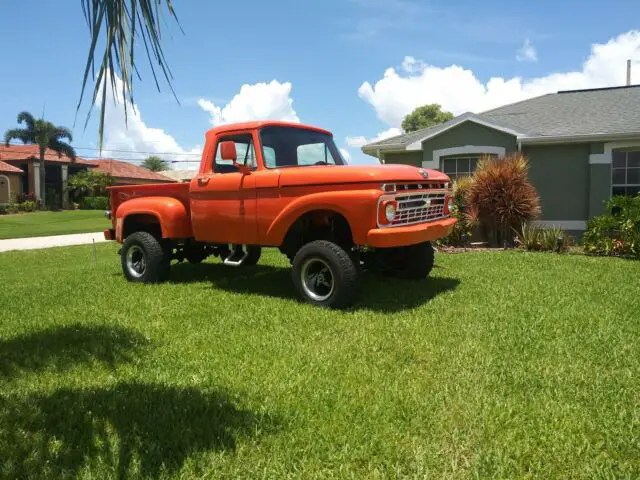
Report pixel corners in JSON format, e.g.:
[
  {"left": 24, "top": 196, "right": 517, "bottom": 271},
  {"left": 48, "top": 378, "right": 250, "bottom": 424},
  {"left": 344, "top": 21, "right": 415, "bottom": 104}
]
[
  {"left": 115, "top": 196, "right": 191, "bottom": 242},
  {"left": 264, "top": 190, "right": 381, "bottom": 246}
]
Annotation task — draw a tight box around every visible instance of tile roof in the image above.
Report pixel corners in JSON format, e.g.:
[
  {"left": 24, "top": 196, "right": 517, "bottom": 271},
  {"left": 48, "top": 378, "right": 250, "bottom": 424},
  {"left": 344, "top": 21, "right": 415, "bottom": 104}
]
[
  {"left": 0, "top": 144, "right": 95, "bottom": 166},
  {"left": 158, "top": 169, "right": 198, "bottom": 181},
  {"left": 0, "top": 160, "right": 23, "bottom": 174},
  {"left": 91, "top": 159, "right": 177, "bottom": 182},
  {"left": 364, "top": 85, "right": 640, "bottom": 150}
]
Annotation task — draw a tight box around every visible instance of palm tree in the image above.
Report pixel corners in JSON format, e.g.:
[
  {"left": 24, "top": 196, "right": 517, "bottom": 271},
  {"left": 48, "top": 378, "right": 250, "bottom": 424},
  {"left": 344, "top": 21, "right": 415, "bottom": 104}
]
[
  {"left": 79, "top": 1, "right": 181, "bottom": 150},
  {"left": 141, "top": 155, "right": 169, "bottom": 172},
  {"left": 4, "top": 112, "right": 76, "bottom": 207}
]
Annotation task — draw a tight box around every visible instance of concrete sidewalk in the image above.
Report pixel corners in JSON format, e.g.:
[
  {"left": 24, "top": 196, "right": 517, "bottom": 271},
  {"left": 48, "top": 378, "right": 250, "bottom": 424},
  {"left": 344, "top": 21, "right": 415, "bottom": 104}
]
[{"left": 0, "top": 232, "right": 108, "bottom": 253}]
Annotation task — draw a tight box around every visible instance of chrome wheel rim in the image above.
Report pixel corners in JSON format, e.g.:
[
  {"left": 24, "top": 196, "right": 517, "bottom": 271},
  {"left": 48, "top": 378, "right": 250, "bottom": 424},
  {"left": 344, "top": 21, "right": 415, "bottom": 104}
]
[
  {"left": 126, "top": 245, "right": 147, "bottom": 278},
  {"left": 301, "top": 258, "right": 334, "bottom": 302}
]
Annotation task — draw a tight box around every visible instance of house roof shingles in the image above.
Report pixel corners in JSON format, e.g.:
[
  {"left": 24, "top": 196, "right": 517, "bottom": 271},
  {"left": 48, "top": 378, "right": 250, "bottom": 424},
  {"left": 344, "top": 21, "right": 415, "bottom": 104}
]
[
  {"left": 364, "top": 85, "right": 640, "bottom": 150},
  {"left": 91, "top": 159, "right": 176, "bottom": 182},
  {"left": 0, "top": 160, "right": 23, "bottom": 174},
  {"left": 0, "top": 144, "right": 96, "bottom": 166}
]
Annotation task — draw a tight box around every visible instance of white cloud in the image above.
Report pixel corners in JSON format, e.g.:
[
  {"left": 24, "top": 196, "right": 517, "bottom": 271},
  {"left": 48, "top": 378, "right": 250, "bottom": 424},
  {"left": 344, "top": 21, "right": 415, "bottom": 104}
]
[
  {"left": 346, "top": 127, "right": 403, "bottom": 148},
  {"left": 516, "top": 38, "right": 538, "bottom": 62},
  {"left": 357, "top": 30, "right": 640, "bottom": 127},
  {"left": 101, "top": 75, "right": 201, "bottom": 169},
  {"left": 198, "top": 81, "right": 299, "bottom": 126},
  {"left": 339, "top": 148, "right": 351, "bottom": 162}
]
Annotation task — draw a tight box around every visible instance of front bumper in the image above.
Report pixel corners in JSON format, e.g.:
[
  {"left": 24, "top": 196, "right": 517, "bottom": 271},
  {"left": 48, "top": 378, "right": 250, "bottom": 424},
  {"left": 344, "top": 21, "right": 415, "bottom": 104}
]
[
  {"left": 366, "top": 217, "right": 457, "bottom": 248},
  {"left": 103, "top": 228, "right": 115, "bottom": 241}
]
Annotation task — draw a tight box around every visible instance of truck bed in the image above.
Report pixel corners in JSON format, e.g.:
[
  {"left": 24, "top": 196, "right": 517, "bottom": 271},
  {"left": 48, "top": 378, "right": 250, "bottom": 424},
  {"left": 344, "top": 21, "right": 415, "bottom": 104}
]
[{"left": 108, "top": 182, "right": 191, "bottom": 216}]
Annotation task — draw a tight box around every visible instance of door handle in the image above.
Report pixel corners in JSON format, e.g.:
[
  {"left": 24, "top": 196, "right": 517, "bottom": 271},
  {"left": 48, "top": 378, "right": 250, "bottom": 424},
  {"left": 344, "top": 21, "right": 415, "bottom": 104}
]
[{"left": 198, "top": 177, "right": 210, "bottom": 186}]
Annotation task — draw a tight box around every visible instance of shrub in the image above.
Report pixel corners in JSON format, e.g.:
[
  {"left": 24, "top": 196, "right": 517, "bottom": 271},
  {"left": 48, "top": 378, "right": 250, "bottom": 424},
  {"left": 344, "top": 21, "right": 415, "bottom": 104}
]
[
  {"left": 68, "top": 171, "right": 115, "bottom": 202},
  {"left": 583, "top": 195, "right": 640, "bottom": 258},
  {"left": 79, "top": 196, "right": 109, "bottom": 210},
  {"left": 515, "top": 223, "right": 572, "bottom": 252},
  {"left": 467, "top": 153, "right": 541, "bottom": 246},
  {"left": 0, "top": 204, "right": 7, "bottom": 215},
  {"left": 439, "top": 176, "right": 475, "bottom": 246}
]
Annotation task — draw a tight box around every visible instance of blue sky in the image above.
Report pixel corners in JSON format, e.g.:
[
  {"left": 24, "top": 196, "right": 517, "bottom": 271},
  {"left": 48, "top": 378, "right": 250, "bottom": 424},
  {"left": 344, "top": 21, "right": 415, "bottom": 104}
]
[{"left": 2, "top": 0, "right": 640, "bottom": 166}]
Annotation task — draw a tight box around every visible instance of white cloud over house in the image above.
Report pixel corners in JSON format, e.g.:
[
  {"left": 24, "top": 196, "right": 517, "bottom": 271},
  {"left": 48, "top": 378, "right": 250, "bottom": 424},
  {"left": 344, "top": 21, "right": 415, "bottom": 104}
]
[{"left": 357, "top": 30, "right": 640, "bottom": 131}]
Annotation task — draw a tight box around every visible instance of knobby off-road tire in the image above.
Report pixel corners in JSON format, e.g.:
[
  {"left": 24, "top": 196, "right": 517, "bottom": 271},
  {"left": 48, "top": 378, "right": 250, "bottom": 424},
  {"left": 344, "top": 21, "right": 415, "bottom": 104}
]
[
  {"left": 121, "top": 231, "right": 170, "bottom": 283},
  {"left": 392, "top": 241, "right": 435, "bottom": 280},
  {"left": 292, "top": 240, "right": 360, "bottom": 309}
]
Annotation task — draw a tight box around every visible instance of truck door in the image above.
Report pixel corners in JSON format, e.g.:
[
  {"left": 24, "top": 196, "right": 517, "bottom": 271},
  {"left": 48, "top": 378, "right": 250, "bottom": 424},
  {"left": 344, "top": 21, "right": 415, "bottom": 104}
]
[{"left": 190, "top": 132, "right": 258, "bottom": 244}]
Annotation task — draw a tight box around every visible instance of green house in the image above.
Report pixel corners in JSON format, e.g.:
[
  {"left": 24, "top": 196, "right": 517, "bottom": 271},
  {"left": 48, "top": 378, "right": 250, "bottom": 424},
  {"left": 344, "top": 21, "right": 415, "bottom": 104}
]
[{"left": 362, "top": 85, "right": 640, "bottom": 234}]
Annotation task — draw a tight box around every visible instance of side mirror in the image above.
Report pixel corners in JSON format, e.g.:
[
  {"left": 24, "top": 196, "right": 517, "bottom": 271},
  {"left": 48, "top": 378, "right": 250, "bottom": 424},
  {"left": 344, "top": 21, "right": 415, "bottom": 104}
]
[{"left": 219, "top": 140, "right": 251, "bottom": 175}]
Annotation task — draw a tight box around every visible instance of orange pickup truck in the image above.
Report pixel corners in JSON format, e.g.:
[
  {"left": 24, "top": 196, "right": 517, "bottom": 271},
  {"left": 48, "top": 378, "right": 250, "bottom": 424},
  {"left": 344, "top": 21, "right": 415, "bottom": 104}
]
[{"left": 105, "top": 121, "right": 456, "bottom": 308}]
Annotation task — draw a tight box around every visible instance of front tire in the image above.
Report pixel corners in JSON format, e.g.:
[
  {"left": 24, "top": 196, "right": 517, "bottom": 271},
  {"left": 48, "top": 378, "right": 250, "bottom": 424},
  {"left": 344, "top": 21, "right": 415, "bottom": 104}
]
[
  {"left": 121, "top": 231, "right": 170, "bottom": 283},
  {"left": 292, "top": 240, "right": 359, "bottom": 309}
]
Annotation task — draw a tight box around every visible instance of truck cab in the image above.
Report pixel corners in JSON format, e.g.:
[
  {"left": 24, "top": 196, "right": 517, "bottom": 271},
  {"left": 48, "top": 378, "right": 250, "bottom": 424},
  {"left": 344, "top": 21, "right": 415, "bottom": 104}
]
[{"left": 106, "top": 121, "right": 456, "bottom": 308}]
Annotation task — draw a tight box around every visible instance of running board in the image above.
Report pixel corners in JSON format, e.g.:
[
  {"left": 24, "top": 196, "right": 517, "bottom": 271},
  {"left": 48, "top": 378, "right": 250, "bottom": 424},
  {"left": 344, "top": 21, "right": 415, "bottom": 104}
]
[{"left": 223, "top": 248, "right": 249, "bottom": 267}]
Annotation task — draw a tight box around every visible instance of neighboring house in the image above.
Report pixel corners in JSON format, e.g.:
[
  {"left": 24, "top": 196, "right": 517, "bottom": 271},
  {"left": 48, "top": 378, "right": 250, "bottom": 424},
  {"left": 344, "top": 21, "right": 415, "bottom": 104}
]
[
  {"left": 158, "top": 169, "right": 198, "bottom": 182},
  {"left": 363, "top": 85, "right": 640, "bottom": 234},
  {"left": 0, "top": 144, "right": 95, "bottom": 207},
  {"left": 91, "top": 159, "right": 176, "bottom": 185},
  {"left": 0, "top": 161, "right": 24, "bottom": 204}
]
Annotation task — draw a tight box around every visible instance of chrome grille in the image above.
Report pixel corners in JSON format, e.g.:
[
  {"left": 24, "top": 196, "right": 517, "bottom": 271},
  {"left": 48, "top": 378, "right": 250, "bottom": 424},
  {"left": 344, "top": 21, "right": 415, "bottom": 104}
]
[{"left": 392, "top": 192, "right": 446, "bottom": 226}]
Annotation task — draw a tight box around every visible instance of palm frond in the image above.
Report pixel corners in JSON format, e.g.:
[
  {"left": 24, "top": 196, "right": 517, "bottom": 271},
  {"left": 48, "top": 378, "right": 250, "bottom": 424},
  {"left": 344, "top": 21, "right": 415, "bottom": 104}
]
[
  {"left": 49, "top": 139, "right": 77, "bottom": 161},
  {"left": 16, "top": 111, "right": 36, "bottom": 130},
  {"left": 78, "top": 0, "right": 181, "bottom": 151},
  {"left": 4, "top": 128, "right": 34, "bottom": 146},
  {"left": 53, "top": 126, "right": 73, "bottom": 143}
]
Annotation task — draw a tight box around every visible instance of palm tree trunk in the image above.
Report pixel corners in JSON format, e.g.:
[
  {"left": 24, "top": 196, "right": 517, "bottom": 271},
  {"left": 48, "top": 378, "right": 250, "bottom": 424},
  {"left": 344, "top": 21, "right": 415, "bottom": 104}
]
[{"left": 39, "top": 146, "right": 46, "bottom": 208}]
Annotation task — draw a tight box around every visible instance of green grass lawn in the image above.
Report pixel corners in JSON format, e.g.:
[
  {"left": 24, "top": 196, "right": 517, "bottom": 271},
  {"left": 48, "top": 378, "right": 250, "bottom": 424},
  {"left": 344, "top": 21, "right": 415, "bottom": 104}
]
[
  {"left": 1, "top": 245, "right": 639, "bottom": 479},
  {"left": 0, "top": 210, "right": 109, "bottom": 239}
]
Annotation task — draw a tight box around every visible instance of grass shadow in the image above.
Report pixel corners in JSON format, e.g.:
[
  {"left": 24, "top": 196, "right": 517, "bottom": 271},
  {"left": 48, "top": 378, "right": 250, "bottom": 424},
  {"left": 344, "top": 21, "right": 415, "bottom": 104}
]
[
  {"left": 0, "top": 382, "right": 274, "bottom": 479},
  {"left": 0, "top": 325, "right": 149, "bottom": 378},
  {"left": 167, "top": 262, "right": 459, "bottom": 313}
]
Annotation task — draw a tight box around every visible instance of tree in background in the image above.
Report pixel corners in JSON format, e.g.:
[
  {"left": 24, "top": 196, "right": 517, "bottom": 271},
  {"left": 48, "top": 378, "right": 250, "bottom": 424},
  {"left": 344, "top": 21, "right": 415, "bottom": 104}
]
[
  {"left": 401, "top": 104, "right": 454, "bottom": 133},
  {"left": 79, "top": 1, "right": 181, "bottom": 150},
  {"left": 142, "top": 156, "right": 169, "bottom": 172},
  {"left": 4, "top": 111, "right": 76, "bottom": 207},
  {"left": 68, "top": 171, "right": 115, "bottom": 203}
]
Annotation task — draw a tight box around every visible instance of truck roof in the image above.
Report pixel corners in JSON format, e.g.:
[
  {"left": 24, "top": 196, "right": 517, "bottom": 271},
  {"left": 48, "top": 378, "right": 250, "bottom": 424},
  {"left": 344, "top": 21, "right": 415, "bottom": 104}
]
[{"left": 205, "top": 121, "right": 332, "bottom": 138}]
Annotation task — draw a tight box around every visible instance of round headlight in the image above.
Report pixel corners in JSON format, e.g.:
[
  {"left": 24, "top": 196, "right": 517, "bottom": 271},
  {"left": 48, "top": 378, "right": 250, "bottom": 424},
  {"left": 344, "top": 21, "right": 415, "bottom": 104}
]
[{"left": 385, "top": 203, "right": 396, "bottom": 222}]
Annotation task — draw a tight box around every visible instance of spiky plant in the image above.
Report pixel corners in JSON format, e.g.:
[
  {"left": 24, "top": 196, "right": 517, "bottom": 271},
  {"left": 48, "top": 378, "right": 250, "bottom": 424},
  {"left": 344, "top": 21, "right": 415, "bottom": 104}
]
[
  {"left": 467, "top": 153, "right": 541, "bottom": 246},
  {"left": 78, "top": 1, "right": 181, "bottom": 150},
  {"left": 4, "top": 112, "right": 76, "bottom": 207}
]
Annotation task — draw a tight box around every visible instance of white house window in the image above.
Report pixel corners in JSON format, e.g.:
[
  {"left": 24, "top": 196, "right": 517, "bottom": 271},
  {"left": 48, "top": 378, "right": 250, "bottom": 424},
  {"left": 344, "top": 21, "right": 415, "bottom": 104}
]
[{"left": 612, "top": 150, "right": 640, "bottom": 196}]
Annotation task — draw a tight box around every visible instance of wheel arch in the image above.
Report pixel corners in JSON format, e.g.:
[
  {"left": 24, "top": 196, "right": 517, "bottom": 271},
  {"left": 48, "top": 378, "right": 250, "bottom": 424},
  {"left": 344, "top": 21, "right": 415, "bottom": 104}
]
[{"left": 115, "top": 196, "right": 192, "bottom": 242}]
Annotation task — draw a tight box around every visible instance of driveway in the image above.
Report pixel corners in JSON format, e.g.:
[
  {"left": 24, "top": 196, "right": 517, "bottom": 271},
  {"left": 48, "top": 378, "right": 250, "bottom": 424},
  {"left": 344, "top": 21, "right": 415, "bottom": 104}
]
[{"left": 0, "top": 232, "right": 108, "bottom": 253}]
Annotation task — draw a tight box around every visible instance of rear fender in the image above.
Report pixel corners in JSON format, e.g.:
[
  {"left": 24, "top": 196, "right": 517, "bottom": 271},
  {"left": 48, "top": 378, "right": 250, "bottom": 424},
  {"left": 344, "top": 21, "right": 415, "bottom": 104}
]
[
  {"left": 115, "top": 196, "right": 191, "bottom": 242},
  {"left": 265, "top": 190, "right": 380, "bottom": 246}
]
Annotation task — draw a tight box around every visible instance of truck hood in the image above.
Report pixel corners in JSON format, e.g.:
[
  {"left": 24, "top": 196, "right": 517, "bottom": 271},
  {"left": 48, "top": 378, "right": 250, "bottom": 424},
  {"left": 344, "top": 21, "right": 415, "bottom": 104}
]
[{"left": 278, "top": 164, "right": 449, "bottom": 187}]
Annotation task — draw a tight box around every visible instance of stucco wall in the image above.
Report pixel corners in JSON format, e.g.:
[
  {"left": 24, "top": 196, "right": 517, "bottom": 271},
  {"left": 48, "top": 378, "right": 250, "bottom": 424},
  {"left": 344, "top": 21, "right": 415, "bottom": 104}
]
[
  {"left": 524, "top": 144, "right": 590, "bottom": 221},
  {"left": 383, "top": 151, "right": 423, "bottom": 167},
  {"left": 421, "top": 122, "right": 518, "bottom": 166},
  {"left": 0, "top": 174, "right": 23, "bottom": 203}
]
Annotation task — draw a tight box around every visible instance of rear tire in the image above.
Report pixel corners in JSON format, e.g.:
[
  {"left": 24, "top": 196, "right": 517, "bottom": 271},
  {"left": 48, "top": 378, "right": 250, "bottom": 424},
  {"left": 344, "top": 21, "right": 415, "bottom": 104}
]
[
  {"left": 292, "top": 240, "right": 359, "bottom": 309},
  {"left": 121, "top": 231, "right": 170, "bottom": 283}
]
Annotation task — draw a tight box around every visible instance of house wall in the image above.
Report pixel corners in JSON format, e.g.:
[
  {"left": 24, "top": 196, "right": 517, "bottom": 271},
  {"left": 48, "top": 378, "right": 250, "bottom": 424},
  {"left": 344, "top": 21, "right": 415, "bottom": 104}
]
[
  {"left": 523, "top": 144, "right": 590, "bottom": 224},
  {"left": 0, "top": 174, "right": 23, "bottom": 203},
  {"left": 383, "top": 151, "right": 423, "bottom": 167},
  {"left": 421, "top": 122, "right": 518, "bottom": 166}
]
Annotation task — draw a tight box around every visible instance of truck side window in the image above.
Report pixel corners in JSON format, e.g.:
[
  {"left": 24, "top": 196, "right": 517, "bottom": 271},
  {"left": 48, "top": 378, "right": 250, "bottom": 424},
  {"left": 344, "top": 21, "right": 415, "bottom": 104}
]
[{"left": 213, "top": 134, "right": 257, "bottom": 174}]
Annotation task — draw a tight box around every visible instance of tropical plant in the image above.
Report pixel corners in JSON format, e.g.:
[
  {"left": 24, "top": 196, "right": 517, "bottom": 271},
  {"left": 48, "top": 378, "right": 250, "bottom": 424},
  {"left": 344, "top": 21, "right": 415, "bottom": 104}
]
[
  {"left": 68, "top": 171, "right": 115, "bottom": 202},
  {"left": 4, "top": 112, "right": 76, "bottom": 207},
  {"left": 439, "top": 176, "right": 476, "bottom": 246},
  {"left": 583, "top": 195, "right": 640, "bottom": 258},
  {"left": 516, "top": 223, "right": 572, "bottom": 252},
  {"left": 141, "top": 156, "right": 169, "bottom": 172},
  {"left": 401, "top": 104, "right": 454, "bottom": 133},
  {"left": 467, "top": 153, "right": 541, "bottom": 246},
  {"left": 79, "top": 1, "right": 181, "bottom": 150},
  {"left": 79, "top": 196, "right": 110, "bottom": 210}
]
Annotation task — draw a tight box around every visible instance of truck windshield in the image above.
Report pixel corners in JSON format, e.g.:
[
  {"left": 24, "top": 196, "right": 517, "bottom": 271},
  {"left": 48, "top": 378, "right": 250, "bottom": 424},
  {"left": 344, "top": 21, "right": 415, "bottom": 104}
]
[{"left": 260, "top": 126, "right": 347, "bottom": 168}]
